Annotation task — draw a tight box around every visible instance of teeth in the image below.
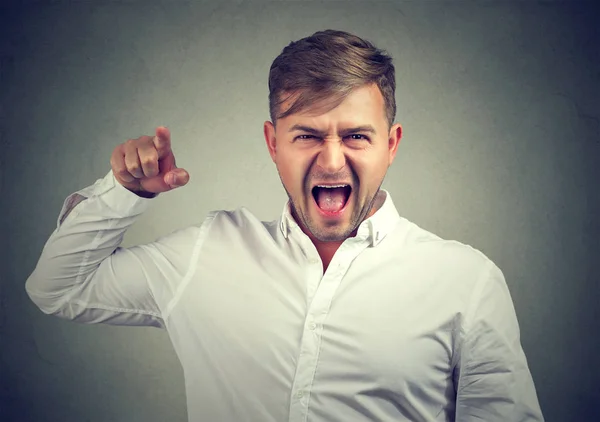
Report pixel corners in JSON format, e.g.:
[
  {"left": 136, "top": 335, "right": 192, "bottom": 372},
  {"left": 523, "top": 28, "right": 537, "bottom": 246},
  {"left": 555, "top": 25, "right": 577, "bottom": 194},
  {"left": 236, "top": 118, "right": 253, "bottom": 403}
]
[{"left": 317, "top": 184, "right": 348, "bottom": 188}]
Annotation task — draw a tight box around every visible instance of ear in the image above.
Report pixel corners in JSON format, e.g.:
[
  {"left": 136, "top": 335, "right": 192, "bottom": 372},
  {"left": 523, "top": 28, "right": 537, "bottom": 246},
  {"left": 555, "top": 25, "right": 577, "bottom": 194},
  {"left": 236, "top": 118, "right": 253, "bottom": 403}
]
[
  {"left": 387, "top": 123, "right": 402, "bottom": 165},
  {"left": 264, "top": 121, "right": 277, "bottom": 163}
]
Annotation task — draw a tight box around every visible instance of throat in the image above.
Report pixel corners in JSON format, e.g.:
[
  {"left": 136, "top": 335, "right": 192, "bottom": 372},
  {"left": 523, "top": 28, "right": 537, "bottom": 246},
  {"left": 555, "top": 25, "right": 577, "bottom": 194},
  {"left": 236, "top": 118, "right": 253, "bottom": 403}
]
[{"left": 314, "top": 186, "right": 350, "bottom": 212}]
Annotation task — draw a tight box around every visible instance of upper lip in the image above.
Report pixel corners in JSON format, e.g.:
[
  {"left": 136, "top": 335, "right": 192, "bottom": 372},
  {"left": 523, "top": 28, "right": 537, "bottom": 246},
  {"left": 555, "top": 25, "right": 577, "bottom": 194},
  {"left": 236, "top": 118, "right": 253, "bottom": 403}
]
[{"left": 312, "top": 182, "right": 352, "bottom": 188}]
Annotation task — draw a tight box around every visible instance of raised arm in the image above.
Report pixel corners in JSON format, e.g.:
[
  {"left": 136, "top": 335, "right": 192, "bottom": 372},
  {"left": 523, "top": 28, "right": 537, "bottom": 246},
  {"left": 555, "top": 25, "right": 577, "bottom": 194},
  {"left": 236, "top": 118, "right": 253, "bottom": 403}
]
[{"left": 25, "top": 127, "right": 193, "bottom": 328}]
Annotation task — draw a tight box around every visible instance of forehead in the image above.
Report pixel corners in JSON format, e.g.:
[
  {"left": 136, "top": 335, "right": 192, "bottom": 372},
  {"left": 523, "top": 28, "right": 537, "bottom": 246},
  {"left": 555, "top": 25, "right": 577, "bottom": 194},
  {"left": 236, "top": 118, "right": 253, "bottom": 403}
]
[{"left": 278, "top": 84, "right": 387, "bottom": 126}]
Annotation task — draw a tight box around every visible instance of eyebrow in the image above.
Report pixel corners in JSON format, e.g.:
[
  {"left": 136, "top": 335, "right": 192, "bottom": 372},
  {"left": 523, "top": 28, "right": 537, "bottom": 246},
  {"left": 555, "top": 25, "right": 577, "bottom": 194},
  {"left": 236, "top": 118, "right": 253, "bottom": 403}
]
[{"left": 288, "top": 124, "right": 377, "bottom": 137}]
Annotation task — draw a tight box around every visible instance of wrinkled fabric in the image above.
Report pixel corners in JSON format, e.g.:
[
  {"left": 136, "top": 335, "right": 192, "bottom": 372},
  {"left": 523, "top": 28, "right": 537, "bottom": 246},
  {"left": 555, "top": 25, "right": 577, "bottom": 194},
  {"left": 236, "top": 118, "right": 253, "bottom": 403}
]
[{"left": 26, "top": 170, "right": 544, "bottom": 422}]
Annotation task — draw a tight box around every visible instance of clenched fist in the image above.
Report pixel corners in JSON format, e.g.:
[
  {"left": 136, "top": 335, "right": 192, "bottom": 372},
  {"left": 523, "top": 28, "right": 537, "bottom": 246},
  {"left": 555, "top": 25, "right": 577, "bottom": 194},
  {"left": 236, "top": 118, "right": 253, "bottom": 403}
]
[{"left": 110, "top": 126, "right": 189, "bottom": 197}]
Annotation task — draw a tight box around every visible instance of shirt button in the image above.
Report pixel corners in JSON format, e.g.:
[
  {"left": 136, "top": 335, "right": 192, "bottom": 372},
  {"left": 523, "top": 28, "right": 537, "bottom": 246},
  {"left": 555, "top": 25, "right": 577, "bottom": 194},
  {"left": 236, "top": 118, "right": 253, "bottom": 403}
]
[
  {"left": 296, "top": 390, "right": 304, "bottom": 398},
  {"left": 309, "top": 258, "right": 319, "bottom": 265},
  {"left": 308, "top": 322, "right": 317, "bottom": 330}
]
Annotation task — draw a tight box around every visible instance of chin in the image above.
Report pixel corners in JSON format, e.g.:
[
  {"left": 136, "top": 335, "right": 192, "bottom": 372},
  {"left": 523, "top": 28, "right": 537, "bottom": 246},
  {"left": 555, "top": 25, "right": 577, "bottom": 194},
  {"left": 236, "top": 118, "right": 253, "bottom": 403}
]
[{"left": 309, "top": 226, "right": 355, "bottom": 242}]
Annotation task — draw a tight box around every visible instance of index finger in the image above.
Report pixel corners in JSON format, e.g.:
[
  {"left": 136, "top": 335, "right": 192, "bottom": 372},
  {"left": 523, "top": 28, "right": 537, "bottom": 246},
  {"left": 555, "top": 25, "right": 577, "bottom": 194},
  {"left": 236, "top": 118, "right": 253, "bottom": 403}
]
[{"left": 154, "top": 126, "right": 172, "bottom": 159}]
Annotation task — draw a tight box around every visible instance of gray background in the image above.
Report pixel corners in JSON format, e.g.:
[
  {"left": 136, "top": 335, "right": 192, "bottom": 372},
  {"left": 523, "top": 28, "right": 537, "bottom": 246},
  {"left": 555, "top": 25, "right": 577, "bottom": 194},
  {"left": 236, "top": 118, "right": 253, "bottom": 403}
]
[{"left": 1, "top": 1, "right": 598, "bottom": 421}]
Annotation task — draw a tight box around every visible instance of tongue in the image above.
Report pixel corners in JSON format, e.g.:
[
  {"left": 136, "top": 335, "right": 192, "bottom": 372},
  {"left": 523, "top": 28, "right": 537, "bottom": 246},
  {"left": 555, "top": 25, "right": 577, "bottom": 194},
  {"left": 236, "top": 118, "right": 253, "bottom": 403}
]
[{"left": 316, "top": 187, "right": 347, "bottom": 212}]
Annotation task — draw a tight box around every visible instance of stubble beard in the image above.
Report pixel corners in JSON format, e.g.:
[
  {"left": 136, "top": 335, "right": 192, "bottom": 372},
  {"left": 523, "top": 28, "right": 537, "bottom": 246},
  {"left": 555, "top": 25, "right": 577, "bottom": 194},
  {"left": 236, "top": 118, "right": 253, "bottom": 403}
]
[{"left": 285, "top": 185, "right": 382, "bottom": 242}]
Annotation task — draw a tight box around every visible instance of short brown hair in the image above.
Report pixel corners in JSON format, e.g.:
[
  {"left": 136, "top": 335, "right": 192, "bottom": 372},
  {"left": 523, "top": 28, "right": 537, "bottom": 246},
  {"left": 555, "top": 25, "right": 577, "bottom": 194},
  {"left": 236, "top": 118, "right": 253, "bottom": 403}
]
[{"left": 268, "top": 29, "right": 396, "bottom": 127}]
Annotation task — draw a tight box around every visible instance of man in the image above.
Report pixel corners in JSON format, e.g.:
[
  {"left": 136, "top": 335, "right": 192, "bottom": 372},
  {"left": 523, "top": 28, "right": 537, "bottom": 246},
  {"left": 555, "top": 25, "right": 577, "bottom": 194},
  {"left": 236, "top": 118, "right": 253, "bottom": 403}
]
[{"left": 26, "top": 30, "right": 544, "bottom": 421}]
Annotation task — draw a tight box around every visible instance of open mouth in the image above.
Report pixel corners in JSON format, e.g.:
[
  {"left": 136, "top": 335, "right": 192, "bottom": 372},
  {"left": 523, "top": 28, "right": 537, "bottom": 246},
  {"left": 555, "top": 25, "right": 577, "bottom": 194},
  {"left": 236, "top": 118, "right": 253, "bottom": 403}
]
[{"left": 311, "top": 184, "right": 352, "bottom": 214}]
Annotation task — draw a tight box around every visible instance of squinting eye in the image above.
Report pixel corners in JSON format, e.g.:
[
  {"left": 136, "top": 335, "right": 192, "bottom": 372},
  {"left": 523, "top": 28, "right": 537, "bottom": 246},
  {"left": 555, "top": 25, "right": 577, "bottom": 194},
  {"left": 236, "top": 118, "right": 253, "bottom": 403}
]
[
  {"left": 297, "top": 135, "right": 315, "bottom": 140},
  {"left": 348, "top": 134, "right": 368, "bottom": 140}
]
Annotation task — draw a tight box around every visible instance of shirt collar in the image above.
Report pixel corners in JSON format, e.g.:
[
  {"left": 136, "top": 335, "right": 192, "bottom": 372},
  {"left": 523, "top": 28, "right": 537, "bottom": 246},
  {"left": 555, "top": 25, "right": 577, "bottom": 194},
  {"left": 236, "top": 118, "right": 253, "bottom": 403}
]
[{"left": 279, "top": 189, "right": 401, "bottom": 247}]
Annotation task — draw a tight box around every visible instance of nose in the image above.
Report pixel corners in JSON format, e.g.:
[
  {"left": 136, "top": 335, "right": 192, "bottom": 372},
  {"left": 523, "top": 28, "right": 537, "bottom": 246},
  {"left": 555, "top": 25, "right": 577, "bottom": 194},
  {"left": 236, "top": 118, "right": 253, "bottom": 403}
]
[{"left": 315, "top": 138, "right": 346, "bottom": 174}]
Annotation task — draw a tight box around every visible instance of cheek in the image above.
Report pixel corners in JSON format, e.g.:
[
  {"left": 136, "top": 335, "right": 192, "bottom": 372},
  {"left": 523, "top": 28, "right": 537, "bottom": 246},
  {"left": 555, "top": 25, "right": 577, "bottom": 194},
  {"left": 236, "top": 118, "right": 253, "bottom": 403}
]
[
  {"left": 350, "top": 154, "right": 388, "bottom": 187},
  {"left": 277, "top": 154, "right": 309, "bottom": 192}
]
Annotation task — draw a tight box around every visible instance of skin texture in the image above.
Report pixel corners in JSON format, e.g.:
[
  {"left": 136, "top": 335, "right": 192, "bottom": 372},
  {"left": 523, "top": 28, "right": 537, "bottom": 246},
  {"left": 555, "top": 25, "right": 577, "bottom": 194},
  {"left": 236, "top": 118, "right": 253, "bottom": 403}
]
[{"left": 264, "top": 83, "right": 403, "bottom": 269}]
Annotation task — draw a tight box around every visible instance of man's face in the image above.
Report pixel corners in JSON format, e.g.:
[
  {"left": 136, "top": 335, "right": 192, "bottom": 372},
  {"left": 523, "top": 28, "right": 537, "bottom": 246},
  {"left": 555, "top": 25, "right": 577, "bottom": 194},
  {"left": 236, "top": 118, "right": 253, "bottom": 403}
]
[{"left": 264, "top": 83, "right": 402, "bottom": 242}]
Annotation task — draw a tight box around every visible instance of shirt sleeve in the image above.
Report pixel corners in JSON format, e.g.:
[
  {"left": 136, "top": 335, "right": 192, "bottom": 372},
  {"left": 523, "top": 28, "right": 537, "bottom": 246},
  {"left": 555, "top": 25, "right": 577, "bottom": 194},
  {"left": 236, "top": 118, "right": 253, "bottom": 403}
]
[
  {"left": 25, "top": 170, "right": 199, "bottom": 329},
  {"left": 454, "top": 260, "right": 544, "bottom": 421}
]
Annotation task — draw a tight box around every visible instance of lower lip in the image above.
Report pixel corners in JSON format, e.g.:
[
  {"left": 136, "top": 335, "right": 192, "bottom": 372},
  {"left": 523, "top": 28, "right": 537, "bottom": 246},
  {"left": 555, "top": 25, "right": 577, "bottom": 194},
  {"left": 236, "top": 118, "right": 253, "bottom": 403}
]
[{"left": 312, "top": 192, "right": 351, "bottom": 218}]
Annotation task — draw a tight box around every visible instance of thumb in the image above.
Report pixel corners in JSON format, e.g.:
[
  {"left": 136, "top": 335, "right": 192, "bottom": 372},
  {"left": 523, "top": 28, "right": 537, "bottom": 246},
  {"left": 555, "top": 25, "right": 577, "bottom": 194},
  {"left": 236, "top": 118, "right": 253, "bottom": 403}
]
[{"left": 165, "top": 168, "right": 190, "bottom": 188}]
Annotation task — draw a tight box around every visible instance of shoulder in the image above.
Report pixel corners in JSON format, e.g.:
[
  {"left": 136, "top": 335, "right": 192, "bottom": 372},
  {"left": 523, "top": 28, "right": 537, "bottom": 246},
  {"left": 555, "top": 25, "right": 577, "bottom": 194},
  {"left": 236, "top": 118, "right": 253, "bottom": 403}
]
[
  {"left": 208, "top": 206, "right": 275, "bottom": 226},
  {"left": 391, "top": 218, "right": 512, "bottom": 321},
  {"left": 396, "top": 217, "right": 497, "bottom": 280},
  {"left": 202, "top": 206, "right": 279, "bottom": 239}
]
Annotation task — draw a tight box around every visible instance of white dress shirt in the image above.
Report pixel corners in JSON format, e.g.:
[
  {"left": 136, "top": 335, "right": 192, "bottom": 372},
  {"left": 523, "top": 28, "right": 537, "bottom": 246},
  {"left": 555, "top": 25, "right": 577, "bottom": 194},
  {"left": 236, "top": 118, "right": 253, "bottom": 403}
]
[{"left": 26, "top": 170, "right": 544, "bottom": 421}]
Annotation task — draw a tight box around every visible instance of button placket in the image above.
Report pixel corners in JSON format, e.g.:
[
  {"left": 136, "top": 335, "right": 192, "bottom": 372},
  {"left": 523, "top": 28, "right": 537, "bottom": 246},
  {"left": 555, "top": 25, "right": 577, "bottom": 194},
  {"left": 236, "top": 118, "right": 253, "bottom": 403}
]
[
  {"left": 288, "top": 226, "right": 372, "bottom": 421},
  {"left": 288, "top": 314, "right": 321, "bottom": 420}
]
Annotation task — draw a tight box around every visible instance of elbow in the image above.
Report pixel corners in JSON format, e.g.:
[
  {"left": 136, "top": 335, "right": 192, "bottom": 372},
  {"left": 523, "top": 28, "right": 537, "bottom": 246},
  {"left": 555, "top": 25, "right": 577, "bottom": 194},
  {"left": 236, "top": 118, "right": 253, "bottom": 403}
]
[
  {"left": 24, "top": 271, "right": 61, "bottom": 316},
  {"left": 25, "top": 271, "right": 41, "bottom": 305}
]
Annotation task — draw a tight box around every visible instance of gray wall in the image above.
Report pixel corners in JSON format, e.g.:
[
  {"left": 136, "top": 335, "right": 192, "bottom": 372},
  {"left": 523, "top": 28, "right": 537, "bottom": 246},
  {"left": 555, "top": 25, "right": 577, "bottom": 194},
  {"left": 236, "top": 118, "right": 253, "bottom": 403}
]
[{"left": 1, "top": 1, "right": 598, "bottom": 421}]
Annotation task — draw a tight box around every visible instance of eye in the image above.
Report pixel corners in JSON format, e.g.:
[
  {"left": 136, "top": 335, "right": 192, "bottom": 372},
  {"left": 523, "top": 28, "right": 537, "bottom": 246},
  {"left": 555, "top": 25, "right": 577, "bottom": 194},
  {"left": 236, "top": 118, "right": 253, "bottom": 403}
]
[
  {"left": 346, "top": 134, "right": 369, "bottom": 141},
  {"left": 296, "top": 134, "right": 317, "bottom": 140}
]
